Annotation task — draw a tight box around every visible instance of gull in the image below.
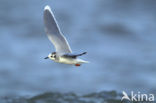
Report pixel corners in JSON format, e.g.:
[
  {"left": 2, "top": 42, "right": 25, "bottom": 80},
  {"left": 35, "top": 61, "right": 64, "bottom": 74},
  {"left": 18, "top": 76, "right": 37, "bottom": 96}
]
[{"left": 43, "top": 5, "right": 88, "bottom": 66}]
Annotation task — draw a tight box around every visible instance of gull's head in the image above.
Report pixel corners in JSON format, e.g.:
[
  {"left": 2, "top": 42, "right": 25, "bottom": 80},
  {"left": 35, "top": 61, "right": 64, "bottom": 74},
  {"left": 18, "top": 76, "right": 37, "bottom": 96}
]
[{"left": 44, "top": 52, "right": 56, "bottom": 60}]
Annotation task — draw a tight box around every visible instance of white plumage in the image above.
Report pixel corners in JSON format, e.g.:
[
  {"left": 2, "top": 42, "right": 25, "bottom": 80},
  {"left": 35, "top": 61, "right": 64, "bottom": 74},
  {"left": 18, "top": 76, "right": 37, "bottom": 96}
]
[{"left": 44, "top": 5, "right": 88, "bottom": 66}]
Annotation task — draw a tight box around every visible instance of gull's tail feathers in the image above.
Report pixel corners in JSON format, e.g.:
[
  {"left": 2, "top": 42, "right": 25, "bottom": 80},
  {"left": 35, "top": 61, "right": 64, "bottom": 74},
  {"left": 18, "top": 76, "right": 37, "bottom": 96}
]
[{"left": 77, "top": 58, "right": 89, "bottom": 64}]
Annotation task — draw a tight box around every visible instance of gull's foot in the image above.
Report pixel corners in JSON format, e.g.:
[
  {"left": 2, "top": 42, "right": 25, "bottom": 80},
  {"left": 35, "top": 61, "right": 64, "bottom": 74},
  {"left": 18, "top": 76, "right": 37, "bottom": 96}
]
[{"left": 75, "top": 64, "right": 81, "bottom": 66}]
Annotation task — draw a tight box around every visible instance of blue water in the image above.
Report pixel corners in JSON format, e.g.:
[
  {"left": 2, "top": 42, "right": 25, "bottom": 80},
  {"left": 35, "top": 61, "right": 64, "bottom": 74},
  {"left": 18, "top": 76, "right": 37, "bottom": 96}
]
[{"left": 0, "top": 0, "right": 156, "bottom": 96}]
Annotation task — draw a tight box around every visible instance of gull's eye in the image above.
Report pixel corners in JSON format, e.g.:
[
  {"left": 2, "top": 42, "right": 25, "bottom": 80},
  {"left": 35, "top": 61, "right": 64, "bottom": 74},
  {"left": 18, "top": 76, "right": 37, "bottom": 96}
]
[{"left": 51, "top": 55, "right": 53, "bottom": 58}]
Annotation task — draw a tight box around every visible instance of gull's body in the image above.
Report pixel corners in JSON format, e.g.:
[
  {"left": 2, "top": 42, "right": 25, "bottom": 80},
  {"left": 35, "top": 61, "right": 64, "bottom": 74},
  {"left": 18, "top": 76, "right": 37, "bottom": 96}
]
[
  {"left": 51, "top": 53, "right": 87, "bottom": 64},
  {"left": 43, "top": 5, "right": 88, "bottom": 66}
]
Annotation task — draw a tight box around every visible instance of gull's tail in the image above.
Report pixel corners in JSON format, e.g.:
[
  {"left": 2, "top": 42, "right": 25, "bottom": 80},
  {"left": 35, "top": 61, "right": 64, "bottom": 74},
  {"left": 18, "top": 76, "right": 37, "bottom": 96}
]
[
  {"left": 77, "top": 58, "right": 89, "bottom": 64},
  {"left": 77, "top": 52, "right": 89, "bottom": 63}
]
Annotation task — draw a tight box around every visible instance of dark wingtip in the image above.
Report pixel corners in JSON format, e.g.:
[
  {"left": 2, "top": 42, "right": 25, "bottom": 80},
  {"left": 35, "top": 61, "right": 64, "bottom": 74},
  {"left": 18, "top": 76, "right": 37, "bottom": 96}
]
[{"left": 83, "top": 52, "right": 87, "bottom": 54}]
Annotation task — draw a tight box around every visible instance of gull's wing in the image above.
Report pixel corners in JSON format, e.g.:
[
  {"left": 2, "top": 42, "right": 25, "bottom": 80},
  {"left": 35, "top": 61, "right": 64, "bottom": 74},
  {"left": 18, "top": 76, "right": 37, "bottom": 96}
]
[{"left": 44, "top": 5, "right": 72, "bottom": 54}]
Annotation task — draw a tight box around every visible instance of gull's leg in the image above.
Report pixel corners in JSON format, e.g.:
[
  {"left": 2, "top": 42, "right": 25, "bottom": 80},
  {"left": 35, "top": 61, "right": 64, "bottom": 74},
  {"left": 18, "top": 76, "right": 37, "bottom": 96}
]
[{"left": 75, "top": 64, "right": 81, "bottom": 66}]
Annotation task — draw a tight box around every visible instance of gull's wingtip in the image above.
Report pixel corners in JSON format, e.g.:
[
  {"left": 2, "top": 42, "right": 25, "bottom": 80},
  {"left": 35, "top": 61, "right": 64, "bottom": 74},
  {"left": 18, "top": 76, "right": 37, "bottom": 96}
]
[{"left": 44, "top": 5, "right": 51, "bottom": 11}]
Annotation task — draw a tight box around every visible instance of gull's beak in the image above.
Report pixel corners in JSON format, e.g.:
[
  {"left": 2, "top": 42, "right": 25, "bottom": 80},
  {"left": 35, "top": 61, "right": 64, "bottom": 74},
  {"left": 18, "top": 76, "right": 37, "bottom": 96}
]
[{"left": 44, "top": 57, "right": 49, "bottom": 59}]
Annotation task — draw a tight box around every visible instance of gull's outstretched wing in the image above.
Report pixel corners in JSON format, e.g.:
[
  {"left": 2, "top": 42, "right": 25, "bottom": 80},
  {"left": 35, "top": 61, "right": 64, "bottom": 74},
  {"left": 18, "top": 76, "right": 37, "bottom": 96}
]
[{"left": 44, "top": 5, "right": 72, "bottom": 54}]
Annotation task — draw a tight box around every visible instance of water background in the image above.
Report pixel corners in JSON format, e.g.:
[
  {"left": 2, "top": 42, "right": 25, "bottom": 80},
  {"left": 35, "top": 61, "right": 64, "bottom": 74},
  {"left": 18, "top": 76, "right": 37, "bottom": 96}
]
[{"left": 0, "top": 0, "right": 156, "bottom": 96}]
